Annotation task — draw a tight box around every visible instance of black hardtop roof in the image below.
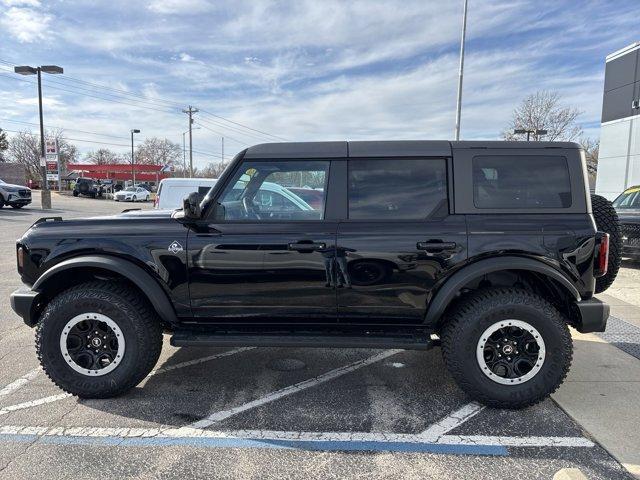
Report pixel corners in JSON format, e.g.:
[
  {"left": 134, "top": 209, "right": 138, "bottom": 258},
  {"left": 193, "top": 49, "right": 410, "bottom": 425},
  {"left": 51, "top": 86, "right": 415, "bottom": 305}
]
[{"left": 244, "top": 140, "right": 582, "bottom": 158}]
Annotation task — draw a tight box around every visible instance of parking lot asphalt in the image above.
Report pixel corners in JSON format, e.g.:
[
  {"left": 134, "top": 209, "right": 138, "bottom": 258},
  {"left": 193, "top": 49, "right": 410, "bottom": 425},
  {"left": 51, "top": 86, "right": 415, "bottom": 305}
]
[{"left": 0, "top": 192, "right": 636, "bottom": 479}]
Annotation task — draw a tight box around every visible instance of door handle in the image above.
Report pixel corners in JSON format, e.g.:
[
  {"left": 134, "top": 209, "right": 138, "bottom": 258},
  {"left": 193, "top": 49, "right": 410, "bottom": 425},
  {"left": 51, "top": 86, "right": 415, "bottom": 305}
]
[
  {"left": 288, "top": 242, "right": 326, "bottom": 251},
  {"left": 417, "top": 241, "right": 457, "bottom": 252}
]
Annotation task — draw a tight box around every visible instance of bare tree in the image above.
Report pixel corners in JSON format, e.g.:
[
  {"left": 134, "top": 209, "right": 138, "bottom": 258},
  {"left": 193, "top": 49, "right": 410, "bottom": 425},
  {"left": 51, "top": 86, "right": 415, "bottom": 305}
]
[
  {"left": 7, "top": 129, "right": 78, "bottom": 180},
  {"left": 197, "top": 161, "right": 227, "bottom": 178},
  {"left": 135, "top": 137, "right": 181, "bottom": 166},
  {"left": 503, "top": 91, "right": 583, "bottom": 141},
  {"left": 84, "top": 148, "right": 123, "bottom": 165},
  {"left": 0, "top": 128, "right": 8, "bottom": 162}
]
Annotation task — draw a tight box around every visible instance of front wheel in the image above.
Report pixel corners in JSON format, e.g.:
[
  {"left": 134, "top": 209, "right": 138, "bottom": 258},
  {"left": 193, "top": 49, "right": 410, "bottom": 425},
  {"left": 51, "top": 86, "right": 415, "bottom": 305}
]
[
  {"left": 36, "top": 281, "right": 163, "bottom": 398},
  {"left": 11, "top": 204, "right": 24, "bottom": 209},
  {"left": 441, "top": 288, "right": 572, "bottom": 409}
]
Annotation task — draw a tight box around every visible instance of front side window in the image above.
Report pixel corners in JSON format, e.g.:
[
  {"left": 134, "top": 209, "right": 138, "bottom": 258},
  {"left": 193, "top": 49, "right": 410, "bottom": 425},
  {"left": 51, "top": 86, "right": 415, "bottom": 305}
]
[
  {"left": 216, "top": 160, "right": 329, "bottom": 221},
  {"left": 473, "top": 155, "right": 571, "bottom": 209},
  {"left": 348, "top": 158, "right": 448, "bottom": 220}
]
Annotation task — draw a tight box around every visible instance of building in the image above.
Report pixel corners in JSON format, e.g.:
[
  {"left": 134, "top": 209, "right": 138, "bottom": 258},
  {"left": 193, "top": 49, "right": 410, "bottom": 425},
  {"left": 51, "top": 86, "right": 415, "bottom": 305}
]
[{"left": 596, "top": 42, "right": 640, "bottom": 200}]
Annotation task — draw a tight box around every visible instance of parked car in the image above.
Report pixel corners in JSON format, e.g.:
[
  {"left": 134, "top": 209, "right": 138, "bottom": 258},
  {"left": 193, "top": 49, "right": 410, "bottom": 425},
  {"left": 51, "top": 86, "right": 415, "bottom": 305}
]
[
  {"left": 155, "top": 178, "right": 217, "bottom": 209},
  {"left": 613, "top": 185, "right": 640, "bottom": 261},
  {"left": 135, "top": 182, "right": 154, "bottom": 193},
  {"left": 114, "top": 186, "right": 150, "bottom": 202},
  {"left": 73, "top": 178, "right": 104, "bottom": 198},
  {"left": 10, "top": 140, "right": 618, "bottom": 409},
  {"left": 287, "top": 187, "right": 325, "bottom": 210},
  {"left": 0, "top": 178, "right": 32, "bottom": 209}
]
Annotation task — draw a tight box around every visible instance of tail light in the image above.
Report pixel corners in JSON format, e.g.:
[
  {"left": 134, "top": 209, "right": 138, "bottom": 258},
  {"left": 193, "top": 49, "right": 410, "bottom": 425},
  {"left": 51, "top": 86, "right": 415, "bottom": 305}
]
[{"left": 594, "top": 232, "right": 609, "bottom": 278}]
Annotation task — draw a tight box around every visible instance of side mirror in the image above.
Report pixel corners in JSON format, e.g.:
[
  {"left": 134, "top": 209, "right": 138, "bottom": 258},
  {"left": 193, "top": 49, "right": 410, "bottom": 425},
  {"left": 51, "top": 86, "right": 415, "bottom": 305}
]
[{"left": 183, "top": 192, "right": 201, "bottom": 219}]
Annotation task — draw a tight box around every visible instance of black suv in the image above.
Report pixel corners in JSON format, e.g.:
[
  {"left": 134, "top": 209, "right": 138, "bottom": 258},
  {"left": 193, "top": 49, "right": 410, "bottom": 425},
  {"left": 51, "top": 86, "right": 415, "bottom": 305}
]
[
  {"left": 10, "top": 141, "right": 616, "bottom": 408},
  {"left": 72, "top": 177, "right": 104, "bottom": 198},
  {"left": 612, "top": 185, "right": 640, "bottom": 260}
]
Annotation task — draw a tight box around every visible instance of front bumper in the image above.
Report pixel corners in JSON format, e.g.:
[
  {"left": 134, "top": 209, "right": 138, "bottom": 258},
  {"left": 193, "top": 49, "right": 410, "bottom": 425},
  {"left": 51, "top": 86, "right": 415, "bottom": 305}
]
[
  {"left": 10, "top": 287, "right": 41, "bottom": 327},
  {"left": 575, "top": 298, "right": 609, "bottom": 333},
  {"left": 6, "top": 193, "right": 32, "bottom": 206}
]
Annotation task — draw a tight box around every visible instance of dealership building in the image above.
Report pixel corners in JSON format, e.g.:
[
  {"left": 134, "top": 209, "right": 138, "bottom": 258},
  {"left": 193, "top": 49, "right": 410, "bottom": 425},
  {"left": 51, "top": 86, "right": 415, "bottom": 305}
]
[{"left": 596, "top": 42, "right": 640, "bottom": 200}]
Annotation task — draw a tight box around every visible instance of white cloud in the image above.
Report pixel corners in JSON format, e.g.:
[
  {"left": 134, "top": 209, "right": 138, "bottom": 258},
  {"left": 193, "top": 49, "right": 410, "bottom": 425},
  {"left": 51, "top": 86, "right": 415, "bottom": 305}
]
[
  {"left": 2, "top": 0, "right": 40, "bottom": 6},
  {"left": 179, "top": 52, "right": 194, "bottom": 62},
  {"left": 147, "top": 0, "right": 212, "bottom": 14},
  {"left": 1, "top": 5, "right": 51, "bottom": 43}
]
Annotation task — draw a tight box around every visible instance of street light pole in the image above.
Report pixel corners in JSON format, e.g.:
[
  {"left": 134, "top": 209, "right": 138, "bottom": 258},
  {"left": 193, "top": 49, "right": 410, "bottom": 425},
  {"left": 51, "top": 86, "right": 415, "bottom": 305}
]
[
  {"left": 454, "top": 0, "right": 468, "bottom": 141},
  {"left": 14, "top": 64, "right": 63, "bottom": 209},
  {"left": 130, "top": 129, "right": 140, "bottom": 185}
]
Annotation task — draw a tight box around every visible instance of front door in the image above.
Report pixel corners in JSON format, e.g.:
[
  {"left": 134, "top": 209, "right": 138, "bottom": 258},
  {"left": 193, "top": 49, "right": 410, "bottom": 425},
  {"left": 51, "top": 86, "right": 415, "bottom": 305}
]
[
  {"left": 336, "top": 157, "right": 467, "bottom": 324},
  {"left": 187, "top": 158, "right": 337, "bottom": 323}
]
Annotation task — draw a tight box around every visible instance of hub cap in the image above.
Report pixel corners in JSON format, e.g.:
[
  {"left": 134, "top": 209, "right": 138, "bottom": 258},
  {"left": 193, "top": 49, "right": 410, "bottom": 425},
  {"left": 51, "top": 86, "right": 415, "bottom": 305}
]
[
  {"left": 60, "top": 313, "right": 125, "bottom": 376},
  {"left": 476, "top": 319, "right": 545, "bottom": 385}
]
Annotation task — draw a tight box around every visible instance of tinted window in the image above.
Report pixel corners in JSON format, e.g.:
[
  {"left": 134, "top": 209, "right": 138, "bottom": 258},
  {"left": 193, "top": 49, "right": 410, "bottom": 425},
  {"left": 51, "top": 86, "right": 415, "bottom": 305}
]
[
  {"left": 473, "top": 156, "right": 571, "bottom": 209},
  {"left": 348, "top": 159, "right": 447, "bottom": 220},
  {"left": 218, "top": 160, "right": 329, "bottom": 221}
]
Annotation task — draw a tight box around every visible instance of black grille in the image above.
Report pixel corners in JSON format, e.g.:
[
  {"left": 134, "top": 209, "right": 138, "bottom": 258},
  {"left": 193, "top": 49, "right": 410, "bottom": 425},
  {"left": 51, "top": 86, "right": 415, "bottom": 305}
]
[{"left": 18, "top": 189, "right": 31, "bottom": 197}]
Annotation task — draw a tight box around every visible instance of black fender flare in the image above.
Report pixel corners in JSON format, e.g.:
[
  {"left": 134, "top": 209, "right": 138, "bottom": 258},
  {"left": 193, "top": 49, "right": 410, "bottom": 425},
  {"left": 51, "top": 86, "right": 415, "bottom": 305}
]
[
  {"left": 424, "top": 256, "right": 581, "bottom": 325},
  {"left": 33, "top": 255, "right": 179, "bottom": 325}
]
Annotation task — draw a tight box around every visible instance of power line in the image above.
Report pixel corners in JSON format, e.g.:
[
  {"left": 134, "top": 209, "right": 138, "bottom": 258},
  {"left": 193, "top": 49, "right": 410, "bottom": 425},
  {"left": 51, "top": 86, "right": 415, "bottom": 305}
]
[
  {"left": 0, "top": 118, "right": 131, "bottom": 140},
  {"left": 0, "top": 57, "right": 286, "bottom": 142},
  {"left": 194, "top": 121, "right": 249, "bottom": 147}
]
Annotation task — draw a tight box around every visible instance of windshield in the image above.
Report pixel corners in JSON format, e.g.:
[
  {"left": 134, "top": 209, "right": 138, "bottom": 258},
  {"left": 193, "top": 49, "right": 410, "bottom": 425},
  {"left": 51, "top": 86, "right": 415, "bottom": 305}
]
[
  {"left": 612, "top": 187, "right": 640, "bottom": 209},
  {"left": 123, "top": 187, "right": 136, "bottom": 192}
]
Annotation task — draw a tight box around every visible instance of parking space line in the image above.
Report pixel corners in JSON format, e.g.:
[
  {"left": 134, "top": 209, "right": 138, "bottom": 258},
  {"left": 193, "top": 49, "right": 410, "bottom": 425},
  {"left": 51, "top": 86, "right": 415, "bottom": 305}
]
[
  {"left": 0, "top": 347, "right": 252, "bottom": 417},
  {"left": 149, "top": 347, "right": 255, "bottom": 376},
  {"left": 0, "top": 425, "right": 595, "bottom": 454},
  {"left": 0, "top": 393, "right": 72, "bottom": 417},
  {"left": 0, "top": 368, "right": 40, "bottom": 398},
  {"left": 419, "top": 402, "right": 485, "bottom": 440},
  {"left": 190, "top": 349, "right": 404, "bottom": 429}
]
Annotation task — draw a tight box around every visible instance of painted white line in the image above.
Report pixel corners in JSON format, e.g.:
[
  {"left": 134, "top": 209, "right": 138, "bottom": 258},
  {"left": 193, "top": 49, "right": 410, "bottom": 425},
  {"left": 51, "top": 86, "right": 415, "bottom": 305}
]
[
  {"left": 149, "top": 347, "right": 255, "bottom": 376},
  {"left": 439, "top": 435, "right": 595, "bottom": 448},
  {"left": 0, "top": 347, "right": 252, "bottom": 417},
  {"left": 0, "top": 424, "right": 595, "bottom": 448},
  {"left": 190, "top": 349, "right": 403, "bottom": 429},
  {"left": 419, "top": 401, "right": 485, "bottom": 440},
  {"left": 0, "top": 393, "right": 72, "bottom": 417},
  {"left": 0, "top": 368, "right": 40, "bottom": 398}
]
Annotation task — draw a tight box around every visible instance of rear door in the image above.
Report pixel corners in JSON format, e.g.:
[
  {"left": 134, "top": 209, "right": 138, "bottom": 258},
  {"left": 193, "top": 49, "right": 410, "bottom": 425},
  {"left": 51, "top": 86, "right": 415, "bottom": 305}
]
[{"left": 336, "top": 157, "right": 467, "bottom": 324}]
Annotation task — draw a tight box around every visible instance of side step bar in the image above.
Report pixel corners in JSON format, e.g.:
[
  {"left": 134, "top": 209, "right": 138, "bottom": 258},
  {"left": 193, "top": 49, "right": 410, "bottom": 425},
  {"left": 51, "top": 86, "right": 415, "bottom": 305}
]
[{"left": 170, "top": 331, "right": 436, "bottom": 350}]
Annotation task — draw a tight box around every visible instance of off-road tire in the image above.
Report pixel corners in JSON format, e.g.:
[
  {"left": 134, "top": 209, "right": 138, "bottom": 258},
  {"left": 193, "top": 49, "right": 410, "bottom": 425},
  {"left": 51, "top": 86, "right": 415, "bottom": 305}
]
[
  {"left": 0, "top": 195, "right": 4, "bottom": 208},
  {"left": 441, "top": 288, "right": 572, "bottom": 409},
  {"left": 591, "top": 194, "right": 622, "bottom": 293},
  {"left": 36, "top": 281, "right": 163, "bottom": 398},
  {"left": 72, "top": 190, "right": 79, "bottom": 197}
]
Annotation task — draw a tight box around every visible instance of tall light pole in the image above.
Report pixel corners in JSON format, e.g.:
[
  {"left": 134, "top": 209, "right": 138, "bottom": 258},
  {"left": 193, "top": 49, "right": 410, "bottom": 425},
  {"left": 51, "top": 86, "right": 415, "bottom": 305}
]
[
  {"left": 131, "top": 129, "right": 140, "bottom": 185},
  {"left": 182, "top": 106, "right": 198, "bottom": 178},
  {"left": 454, "top": 0, "right": 468, "bottom": 141},
  {"left": 14, "top": 65, "right": 64, "bottom": 209}
]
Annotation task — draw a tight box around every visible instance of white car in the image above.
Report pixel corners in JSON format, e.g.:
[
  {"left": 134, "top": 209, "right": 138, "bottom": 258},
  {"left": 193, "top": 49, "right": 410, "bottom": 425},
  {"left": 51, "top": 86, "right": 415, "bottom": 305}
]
[
  {"left": 114, "top": 186, "right": 150, "bottom": 202},
  {"left": 155, "top": 178, "right": 217, "bottom": 209}
]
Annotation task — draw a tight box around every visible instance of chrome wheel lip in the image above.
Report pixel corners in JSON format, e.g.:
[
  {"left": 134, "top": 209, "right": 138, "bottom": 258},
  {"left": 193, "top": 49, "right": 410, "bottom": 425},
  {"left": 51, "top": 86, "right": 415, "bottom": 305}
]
[
  {"left": 476, "top": 319, "right": 546, "bottom": 386},
  {"left": 60, "top": 313, "right": 125, "bottom": 377}
]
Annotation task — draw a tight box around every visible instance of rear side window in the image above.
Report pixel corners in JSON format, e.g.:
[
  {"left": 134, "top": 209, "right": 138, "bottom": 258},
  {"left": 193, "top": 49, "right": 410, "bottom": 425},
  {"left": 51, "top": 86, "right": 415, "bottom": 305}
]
[
  {"left": 348, "top": 158, "right": 447, "bottom": 220},
  {"left": 473, "top": 155, "right": 571, "bottom": 209}
]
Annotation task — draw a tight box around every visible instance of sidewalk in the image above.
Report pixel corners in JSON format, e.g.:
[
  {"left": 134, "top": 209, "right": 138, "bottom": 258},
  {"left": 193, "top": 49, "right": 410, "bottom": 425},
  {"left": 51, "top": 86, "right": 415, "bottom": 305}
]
[{"left": 552, "top": 274, "right": 640, "bottom": 479}]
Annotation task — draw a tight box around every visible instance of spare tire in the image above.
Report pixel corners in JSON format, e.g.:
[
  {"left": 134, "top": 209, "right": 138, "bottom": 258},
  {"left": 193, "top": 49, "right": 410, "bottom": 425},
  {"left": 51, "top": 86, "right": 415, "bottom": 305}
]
[
  {"left": 591, "top": 194, "right": 622, "bottom": 293},
  {"left": 78, "top": 181, "right": 90, "bottom": 195}
]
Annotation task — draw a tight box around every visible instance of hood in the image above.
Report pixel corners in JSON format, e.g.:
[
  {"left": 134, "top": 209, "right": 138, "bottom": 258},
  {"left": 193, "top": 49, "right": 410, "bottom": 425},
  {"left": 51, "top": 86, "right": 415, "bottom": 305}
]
[
  {"left": 617, "top": 209, "right": 640, "bottom": 223},
  {"left": 1, "top": 182, "right": 30, "bottom": 190}
]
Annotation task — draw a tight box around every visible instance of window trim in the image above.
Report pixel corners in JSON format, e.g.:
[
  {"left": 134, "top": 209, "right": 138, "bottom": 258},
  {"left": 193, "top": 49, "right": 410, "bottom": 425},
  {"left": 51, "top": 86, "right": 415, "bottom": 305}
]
[
  {"left": 204, "top": 157, "right": 333, "bottom": 224},
  {"left": 344, "top": 156, "right": 451, "bottom": 223},
  {"left": 471, "top": 154, "right": 573, "bottom": 210}
]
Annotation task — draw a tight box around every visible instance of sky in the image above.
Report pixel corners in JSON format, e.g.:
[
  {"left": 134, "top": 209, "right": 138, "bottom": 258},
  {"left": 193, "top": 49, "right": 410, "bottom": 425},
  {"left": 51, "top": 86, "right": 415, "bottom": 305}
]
[{"left": 0, "top": 0, "right": 639, "bottom": 169}]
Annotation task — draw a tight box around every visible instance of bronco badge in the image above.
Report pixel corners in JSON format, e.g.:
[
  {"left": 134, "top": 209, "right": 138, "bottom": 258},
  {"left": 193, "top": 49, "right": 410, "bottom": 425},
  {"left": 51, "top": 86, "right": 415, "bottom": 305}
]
[{"left": 168, "top": 241, "right": 183, "bottom": 254}]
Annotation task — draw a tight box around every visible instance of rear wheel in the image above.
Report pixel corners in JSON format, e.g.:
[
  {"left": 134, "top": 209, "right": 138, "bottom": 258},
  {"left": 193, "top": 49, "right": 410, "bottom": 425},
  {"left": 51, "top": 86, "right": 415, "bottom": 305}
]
[
  {"left": 0, "top": 195, "right": 4, "bottom": 208},
  {"left": 441, "top": 288, "right": 572, "bottom": 408},
  {"left": 591, "top": 194, "right": 622, "bottom": 293},
  {"left": 36, "top": 281, "right": 163, "bottom": 398}
]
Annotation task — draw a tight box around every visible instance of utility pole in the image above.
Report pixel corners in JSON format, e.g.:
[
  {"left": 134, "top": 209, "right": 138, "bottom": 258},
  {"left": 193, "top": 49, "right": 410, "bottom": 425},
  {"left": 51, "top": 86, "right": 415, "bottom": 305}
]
[
  {"left": 182, "top": 106, "right": 198, "bottom": 178},
  {"left": 182, "top": 131, "right": 187, "bottom": 177},
  {"left": 454, "top": 0, "right": 468, "bottom": 141},
  {"left": 130, "top": 129, "right": 140, "bottom": 185}
]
